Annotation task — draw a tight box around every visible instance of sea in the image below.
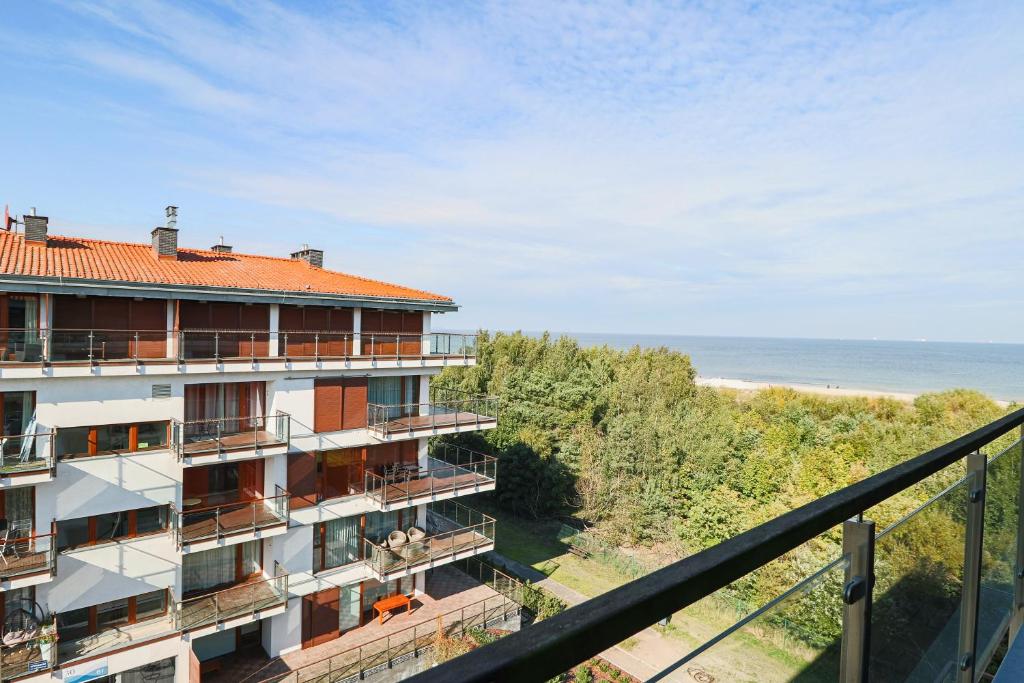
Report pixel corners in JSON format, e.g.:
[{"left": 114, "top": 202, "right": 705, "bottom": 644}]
[{"left": 547, "top": 333, "right": 1024, "bottom": 402}]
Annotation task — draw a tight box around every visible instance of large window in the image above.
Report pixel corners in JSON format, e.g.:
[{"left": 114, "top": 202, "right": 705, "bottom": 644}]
[
  {"left": 182, "top": 540, "right": 261, "bottom": 595},
  {"left": 56, "top": 506, "right": 170, "bottom": 551},
  {"left": 56, "top": 421, "right": 168, "bottom": 459},
  {"left": 314, "top": 516, "right": 360, "bottom": 573},
  {"left": 1, "top": 392, "right": 36, "bottom": 459},
  {"left": 57, "top": 589, "right": 168, "bottom": 644}
]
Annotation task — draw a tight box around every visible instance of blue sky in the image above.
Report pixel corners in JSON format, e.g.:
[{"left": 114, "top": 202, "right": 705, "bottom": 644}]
[{"left": 1, "top": 1, "right": 1022, "bottom": 342}]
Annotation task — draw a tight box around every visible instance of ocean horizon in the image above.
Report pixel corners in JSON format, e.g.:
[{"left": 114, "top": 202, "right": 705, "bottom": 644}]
[{"left": 454, "top": 330, "right": 1024, "bottom": 402}]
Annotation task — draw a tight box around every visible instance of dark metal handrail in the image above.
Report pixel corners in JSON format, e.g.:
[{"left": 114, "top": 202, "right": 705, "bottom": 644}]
[{"left": 415, "top": 406, "right": 1024, "bottom": 682}]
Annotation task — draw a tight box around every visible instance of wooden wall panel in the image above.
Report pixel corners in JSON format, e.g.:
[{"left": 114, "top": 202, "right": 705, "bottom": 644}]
[
  {"left": 314, "top": 379, "right": 343, "bottom": 433},
  {"left": 341, "top": 377, "right": 368, "bottom": 430},
  {"left": 287, "top": 451, "right": 318, "bottom": 508}
]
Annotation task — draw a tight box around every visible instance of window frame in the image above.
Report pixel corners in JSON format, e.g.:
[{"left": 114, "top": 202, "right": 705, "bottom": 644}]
[
  {"left": 57, "top": 505, "right": 170, "bottom": 551},
  {"left": 57, "top": 589, "right": 169, "bottom": 643},
  {"left": 56, "top": 421, "right": 170, "bottom": 459}
]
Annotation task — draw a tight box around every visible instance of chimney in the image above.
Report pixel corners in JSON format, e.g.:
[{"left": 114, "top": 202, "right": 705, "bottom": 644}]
[
  {"left": 291, "top": 244, "right": 323, "bottom": 268},
  {"left": 151, "top": 206, "right": 179, "bottom": 259},
  {"left": 23, "top": 208, "right": 48, "bottom": 244},
  {"left": 211, "top": 236, "right": 232, "bottom": 254}
]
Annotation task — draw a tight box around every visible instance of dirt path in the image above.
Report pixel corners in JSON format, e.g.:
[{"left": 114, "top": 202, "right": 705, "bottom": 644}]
[{"left": 490, "top": 552, "right": 806, "bottom": 683}]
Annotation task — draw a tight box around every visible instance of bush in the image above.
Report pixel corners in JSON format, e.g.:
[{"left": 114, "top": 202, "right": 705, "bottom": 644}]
[{"left": 521, "top": 582, "right": 567, "bottom": 620}]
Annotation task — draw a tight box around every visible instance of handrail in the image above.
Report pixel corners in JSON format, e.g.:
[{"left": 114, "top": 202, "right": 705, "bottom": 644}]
[
  {"left": 366, "top": 396, "right": 499, "bottom": 437},
  {"left": 363, "top": 453, "right": 497, "bottom": 507},
  {"left": 0, "top": 328, "right": 477, "bottom": 363},
  {"left": 177, "top": 570, "right": 289, "bottom": 632},
  {"left": 182, "top": 492, "right": 289, "bottom": 516},
  {"left": 169, "top": 412, "right": 291, "bottom": 460},
  {"left": 415, "top": 406, "right": 1024, "bottom": 682},
  {"left": 256, "top": 587, "right": 523, "bottom": 683},
  {"left": 176, "top": 486, "right": 290, "bottom": 545}
]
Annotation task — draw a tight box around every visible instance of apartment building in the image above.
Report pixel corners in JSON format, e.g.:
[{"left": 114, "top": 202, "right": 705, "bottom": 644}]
[{"left": 0, "top": 208, "right": 499, "bottom": 683}]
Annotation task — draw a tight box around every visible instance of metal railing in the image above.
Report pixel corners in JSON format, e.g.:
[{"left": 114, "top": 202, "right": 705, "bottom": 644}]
[
  {"left": 56, "top": 613, "right": 176, "bottom": 666},
  {"left": 176, "top": 485, "right": 290, "bottom": 545},
  {"left": 415, "top": 407, "right": 1024, "bottom": 683},
  {"left": 0, "top": 532, "right": 57, "bottom": 581},
  {"left": 363, "top": 501, "right": 496, "bottom": 580},
  {"left": 169, "top": 412, "right": 290, "bottom": 459},
  {"left": 0, "top": 616, "right": 57, "bottom": 681},
  {"left": 366, "top": 396, "right": 498, "bottom": 438},
  {"left": 177, "top": 569, "right": 289, "bottom": 632},
  {"left": 269, "top": 592, "right": 521, "bottom": 683},
  {"left": 363, "top": 448, "right": 497, "bottom": 509},
  {"left": 0, "top": 328, "right": 478, "bottom": 364},
  {"left": 0, "top": 431, "right": 55, "bottom": 478}
]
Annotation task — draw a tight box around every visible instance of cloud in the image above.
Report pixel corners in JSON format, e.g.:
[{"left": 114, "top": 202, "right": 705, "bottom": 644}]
[{"left": 6, "top": 0, "right": 1024, "bottom": 339}]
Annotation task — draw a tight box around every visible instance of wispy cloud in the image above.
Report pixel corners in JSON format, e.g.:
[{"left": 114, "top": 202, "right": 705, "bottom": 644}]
[{"left": 3, "top": 0, "right": 1023, "bottom": 340}]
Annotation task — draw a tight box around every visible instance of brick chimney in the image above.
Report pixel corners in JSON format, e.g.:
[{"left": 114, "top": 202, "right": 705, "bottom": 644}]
[
  {"left": 23, "top": 208, "right": 48, "bottom": 244},
  {"left": 291, "top": 244, "right": 323, "bottom": 268},
  {"left": 152, "top": 206, "right": 179, "bottom": 259}
]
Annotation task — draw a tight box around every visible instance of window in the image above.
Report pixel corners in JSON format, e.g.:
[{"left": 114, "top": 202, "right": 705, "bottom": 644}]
[
  {"left": 57, "top": 506, "right": 170, "bottom": 551},
  {"left": 56, "top": 421, "right": 168, "bottom": 459},
  {"left": 182, "top": 540, "right": 261, "bottom": 595},
  {"left": 57, "top": 590, "right": 169, "bottom": 644},
  {"left": 314, "top": 515, "right": 360, "bottom": 573}
]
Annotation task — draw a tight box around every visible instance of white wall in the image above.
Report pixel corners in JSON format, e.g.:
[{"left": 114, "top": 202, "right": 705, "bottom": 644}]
[
  {"left": 264, "top": 605, "right": 303, "bottom": 658},
  {"left": 40, "top": 534, "right": 179, "bottom": 612}
]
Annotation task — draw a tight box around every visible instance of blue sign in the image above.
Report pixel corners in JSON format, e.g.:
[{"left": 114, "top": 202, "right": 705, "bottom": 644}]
[
  {"left": 63, "top": 659, "right": 108, "bottom": 683},
  {"left": 27, "top": 661, "right": 48, "bottom": 673}
]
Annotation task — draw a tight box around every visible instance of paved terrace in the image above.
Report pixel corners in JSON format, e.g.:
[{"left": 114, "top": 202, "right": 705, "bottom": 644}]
[{"left": 216, "top": 566, "right": 501, "bottom": 683}]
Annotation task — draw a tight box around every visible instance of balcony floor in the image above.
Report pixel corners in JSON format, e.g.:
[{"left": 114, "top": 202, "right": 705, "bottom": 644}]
[
  {"left": 58, "top": 616, "right": 176, "bottom": 664},
  {"left": 182, "top": 431, "right": 281, "bottom": 455},
  {"left": 377, "top": 412, "right": 497, "bottom": 436},
  {"left": 181, "top": 506, "right": 285, "bottom": 544},
  {"left": 179, "top": 579, "right": 284, "bottom": 632},
  {"left": 0, "top": 550, "right": 51, "bottom": 580},
  {"left": 213, "top": 566, "right": 504, "bottom": 683},
  {"left": 372, "top": 470, "right": 492, "bottom": 505}
]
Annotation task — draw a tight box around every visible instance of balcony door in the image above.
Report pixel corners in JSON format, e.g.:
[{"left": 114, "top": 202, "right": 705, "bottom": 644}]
[
  {"left": 182, "top": 540, "right": 261, "bottom": 595},
  {"left": 184, "top": 382, "right": 265, "bottom": 438},
  {"left": 0, "top": 391, "right": 36, "bottom": 460},
  {"left": 0, "top": 295, "right": 39, "bottom": 361}
]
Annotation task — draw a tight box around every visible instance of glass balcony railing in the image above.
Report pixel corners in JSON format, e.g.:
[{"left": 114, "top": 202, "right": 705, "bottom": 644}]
[
  {"left": 366, "top": 395, "right": 498, "bottom": 438},
  {"left": 169, "top": 413, "right": 290, "bottom": 459},
  {"left": 0, "top": 532, "right": 56, "bottom": 582},
  {"left": 176, "top": 571, "right": 288, "bottom": 632},
  {"left": 56, "top": 615, "right": 176, "bottom": 667},
  {"left": 420, "top": 409, "right": 1024, "bottom": 683},
  {"left": 363, "top": 446, "right": 497, "bottom": 508},
  {"left": 0, "top": 618, "right": 57, "bottom": 681},
  {"left": 363, "top": 501, "right": 495, "bottom": 580},
  {"left": 0, "top": 329, "right": 478, "bottom": 363},
  {"left": 0, "top": 432, "right": 54, "bottom": 478},
  {"left": 175, "top": 486, "right": 290, "bottom": 545}
]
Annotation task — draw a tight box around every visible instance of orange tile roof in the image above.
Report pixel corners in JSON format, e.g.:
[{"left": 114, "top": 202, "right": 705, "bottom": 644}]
[{"left": 0, "top": 231, "right": 452, "bottom": 303}]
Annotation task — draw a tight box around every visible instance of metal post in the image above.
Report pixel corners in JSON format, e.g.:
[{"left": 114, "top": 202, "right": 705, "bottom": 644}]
[
  {"left": 957, "top": 451, "right": 987, "bottom": 683},
  {"left": 839, "top": 516, "right": 874, "bottom": 683},
  {"left": 87, "top": 330, "right": 94, "bottom": 363},
  {"left": 250, "top": 333, "right": 256, "bottom": 362},
  {"left": 133, "top": 331, "right": 139, "bottom": 361},
  {"left": 314, "top": 333, "right": 319, "bottom": 361},
  {"left": 395, "top": 334, "right": 400, "bottom": 360},
  {"left": 214, "top": 331, "right": 219, "bottom": 360},
  {"left": 1013, "top": 427, "right": 1024, "bottom": 642}
]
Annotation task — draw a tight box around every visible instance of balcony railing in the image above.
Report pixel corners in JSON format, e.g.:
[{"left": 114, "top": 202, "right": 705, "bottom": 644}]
[
  {"left": 367, "top": 396, "right": 499, "bottom": 439},
  {"left": 416, "top": 407, "right": 1024, "bottom": 683},
  {"left": 0, "top": 329, "right": 477, "bottom": 364},
  {"left": 177, "top": 570, "right": 289, "bottom": 632},
  {"left": 363, "top": 501, "right": 495, "bottom": 580},
  {"left": 56, "top": 614, "right": 175, "bottom": 666},
  {"left": 364, "top": 446, "right": 497, "bottom": 509},
  {"left": 0, "top": 432, "right": 55, "bottom": 478},
  {"left": 0, "top": 617, "right": 57, "bottom": 681},
  {"left": 0, "top": 533, "right": 56, "bottom": 582},
  {"left": 175, "top": 486, "right": 289, "bottom": 545},
  {"left": 169, "top": 412, "right": 290, "bottom": 459}
]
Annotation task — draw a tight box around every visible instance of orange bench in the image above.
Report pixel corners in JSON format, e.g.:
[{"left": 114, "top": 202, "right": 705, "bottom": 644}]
[{"left": 372, "top": 593, "right": 412, "bottom": 624}]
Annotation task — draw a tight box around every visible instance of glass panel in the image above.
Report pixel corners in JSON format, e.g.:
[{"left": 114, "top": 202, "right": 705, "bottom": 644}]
[
  {"left": 135, "top": 589, "right": 167, "bottom": 621},
  {"left": 869, "top": 476, "right": 969, "bottom": 681},
  {"left": 95, "top": 424, "right": 131, "bottom": 454},
  {"left": 241, "top": 539, "right": 260, "bottom": 575},
  {"left": 339, "top": 585, "right": 360, "bottom": 632},
  {"left": 182, "top": 544, "right": 237, "bottom": 593},
  {"left": 365, "top": 510, "right": 399, "bottom": 544},
  {"left": 976, "top": 444, "right": 1021, "bottom": 666},
  {"left": 57, "top": 517, "right": 90, "bottom": 551},
  {"left": 322, "top": 515, "right": 360, "bottom": 570},
  {"left": 96, "top": 597, "right": 130, "bottom": 630},
  {"left": 56, "top": 426, "right": 90, "bottom": 458},
  {"left": 95, "top": 511, "right": 130, "bottom": 542},
  {"left": 57, "top": 607, "right": 90, "bottom": 642},
  {"left": 136, "top": 506, "right": 168, "bottom": 534},
  {"left": 136, "top": 422, "right": 167, "bottom": 451}
]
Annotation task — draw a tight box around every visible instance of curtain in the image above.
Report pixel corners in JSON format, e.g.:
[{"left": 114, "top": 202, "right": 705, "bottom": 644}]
[
  {"left": 240, "top": 539, "right": 260, "bottom": 576},
  {"left": 368, "top": 377, "right": 402, "bottom": 420},
  {"left": 5, "top": 488, "right": 32, "bottom": 533},
  {"left": 364, "top": 510, "right": 399, "bottom": 544},
  {"left": 323, "top": 516, "right": 360, "bottom": 569},
  {"left": 183, "top": 544, "right": 237, "bottom": 593},
  {"left": 21, "top": 298, "right": 38, "bottom": 344}
]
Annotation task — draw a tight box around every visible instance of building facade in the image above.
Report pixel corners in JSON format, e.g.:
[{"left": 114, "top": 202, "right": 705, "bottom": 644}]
[{"left": 0, "top": 209, "right": 498, "bottom": 683}]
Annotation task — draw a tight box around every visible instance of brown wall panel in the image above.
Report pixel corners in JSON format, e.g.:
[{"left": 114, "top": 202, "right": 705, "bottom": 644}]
[
  {"left": 287, "top": 451, "right": 318, "bottom": 508},
  {"left": 314, "top": 379, "right": 344, "bottom": 433},
  {"left": 341, "top": 377, "right": 368, "bottom": 430}
]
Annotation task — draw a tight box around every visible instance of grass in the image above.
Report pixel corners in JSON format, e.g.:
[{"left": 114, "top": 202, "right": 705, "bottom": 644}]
[{"left": 485, "top": 505, "right": 628, "bottom": 598}]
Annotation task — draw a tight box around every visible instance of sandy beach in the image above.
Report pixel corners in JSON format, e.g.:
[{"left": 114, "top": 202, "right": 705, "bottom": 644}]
[{"left": 697, "top": 376, "right": 922, "bottom": 402}]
